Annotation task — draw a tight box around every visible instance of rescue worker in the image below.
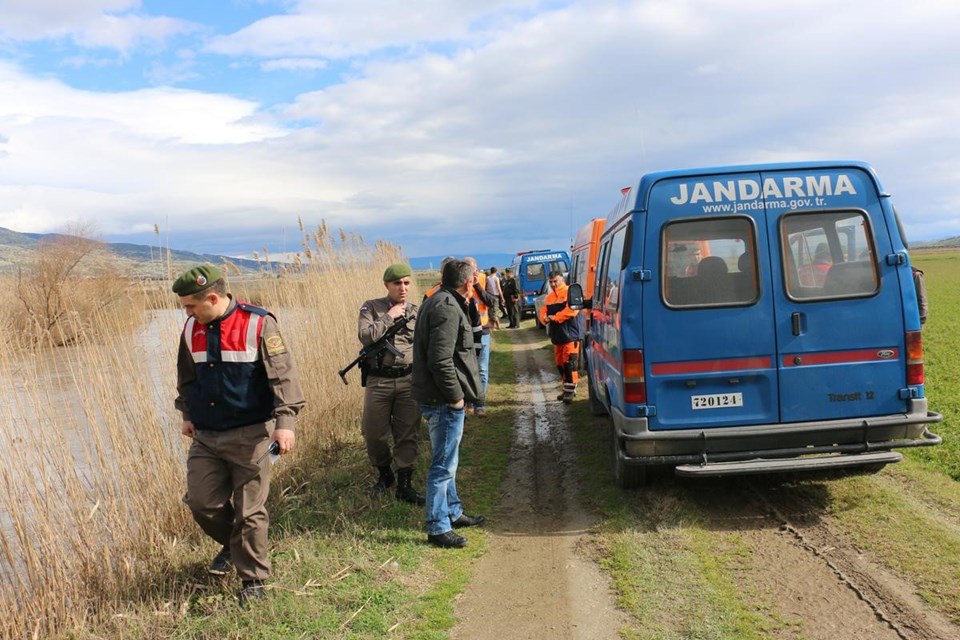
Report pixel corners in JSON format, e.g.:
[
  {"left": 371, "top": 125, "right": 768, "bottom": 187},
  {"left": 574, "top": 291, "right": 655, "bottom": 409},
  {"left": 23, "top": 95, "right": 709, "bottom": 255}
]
[
  {"left": 358, "top": 263, "right": 424, "bottom": 504},
  {"left": 412, "top": 259, "right": 485, "bottom": 548},
  {"left": 173, "top": 265, "right": 305, "bottom": 603},
  {"left": 501, "top": 267, "right": 521, "bottom": 329},
  {"left": 538, "top": 270, "right": 582, "bottom": 404}
]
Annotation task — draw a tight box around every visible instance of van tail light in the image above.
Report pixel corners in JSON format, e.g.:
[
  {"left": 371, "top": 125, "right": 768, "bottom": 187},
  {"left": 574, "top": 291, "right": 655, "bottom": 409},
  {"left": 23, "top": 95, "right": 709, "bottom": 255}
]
[
  {"left": 905, "top": 331, "right": 925, "bottom": 385},
  {"left": 623, "top": 349, "right": 646, "bottom": 404}
]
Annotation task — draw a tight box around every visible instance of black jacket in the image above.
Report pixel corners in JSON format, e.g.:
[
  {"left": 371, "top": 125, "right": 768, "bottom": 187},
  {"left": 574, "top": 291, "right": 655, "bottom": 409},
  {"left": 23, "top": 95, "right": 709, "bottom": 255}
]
[{"left": 411, "top": 287, "right": 482, "bottom": 406}]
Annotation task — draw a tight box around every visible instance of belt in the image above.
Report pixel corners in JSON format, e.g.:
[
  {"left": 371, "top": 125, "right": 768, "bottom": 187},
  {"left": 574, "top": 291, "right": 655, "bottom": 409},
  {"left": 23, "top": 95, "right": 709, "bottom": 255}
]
[{"left": 367, "top": 365, "right": 413, "bottom": 378}]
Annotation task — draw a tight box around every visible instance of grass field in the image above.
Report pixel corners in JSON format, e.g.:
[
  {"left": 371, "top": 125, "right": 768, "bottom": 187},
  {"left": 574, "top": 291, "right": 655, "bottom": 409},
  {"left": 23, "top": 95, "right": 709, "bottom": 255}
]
[{"left": 4, "top": 248, "right": 957, "bottom": 638}]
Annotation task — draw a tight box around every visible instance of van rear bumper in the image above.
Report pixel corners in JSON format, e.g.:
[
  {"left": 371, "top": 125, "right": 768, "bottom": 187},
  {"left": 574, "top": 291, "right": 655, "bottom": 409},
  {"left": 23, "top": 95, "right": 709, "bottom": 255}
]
[{"left": 612, "top": 399, "right": 942, "bottom": 467}]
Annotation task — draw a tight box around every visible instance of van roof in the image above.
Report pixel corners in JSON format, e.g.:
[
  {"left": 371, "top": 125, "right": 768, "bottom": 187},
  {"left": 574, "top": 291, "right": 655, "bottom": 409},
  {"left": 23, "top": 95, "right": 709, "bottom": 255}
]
[{"left": 610, "top": 160, "right": 885, "bottom": 224}]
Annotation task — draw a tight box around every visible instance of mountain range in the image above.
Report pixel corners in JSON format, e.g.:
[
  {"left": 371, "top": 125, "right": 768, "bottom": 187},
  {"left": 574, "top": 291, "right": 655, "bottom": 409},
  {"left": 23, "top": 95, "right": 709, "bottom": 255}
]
[{"left": 2, "top": 225, "right": 952, "bottom": 277}]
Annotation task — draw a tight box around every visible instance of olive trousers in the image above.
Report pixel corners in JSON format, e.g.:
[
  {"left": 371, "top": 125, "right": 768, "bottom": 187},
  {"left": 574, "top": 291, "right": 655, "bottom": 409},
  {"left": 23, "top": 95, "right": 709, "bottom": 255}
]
[{"left": 184, "top": 421, "right": 274, "bottom": 582}]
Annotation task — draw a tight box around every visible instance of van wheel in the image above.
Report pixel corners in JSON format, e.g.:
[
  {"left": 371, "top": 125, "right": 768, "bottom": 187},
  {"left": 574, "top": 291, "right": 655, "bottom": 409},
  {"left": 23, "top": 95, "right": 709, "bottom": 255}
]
[
  {"left": 588, "top": 376, "right": 608, "bottom": 417},
  {"left": 612, "top": 421, "right": 646, "bottom": 489}
]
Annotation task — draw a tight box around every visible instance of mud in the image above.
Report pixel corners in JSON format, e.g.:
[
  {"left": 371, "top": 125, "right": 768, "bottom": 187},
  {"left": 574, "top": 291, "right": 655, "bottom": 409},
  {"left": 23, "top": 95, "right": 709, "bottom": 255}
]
[{"left": 452, "top": 329, "right": 627, "bottom": 640}]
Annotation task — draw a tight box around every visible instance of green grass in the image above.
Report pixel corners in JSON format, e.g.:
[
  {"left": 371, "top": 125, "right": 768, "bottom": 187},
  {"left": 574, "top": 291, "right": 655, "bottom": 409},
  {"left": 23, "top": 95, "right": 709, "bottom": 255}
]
[
  {"left": 76, "top": 331, "right": 518, "bottom": 639},
  {"left": 562, "top": 251, "right": 960, "bottom": 634}
]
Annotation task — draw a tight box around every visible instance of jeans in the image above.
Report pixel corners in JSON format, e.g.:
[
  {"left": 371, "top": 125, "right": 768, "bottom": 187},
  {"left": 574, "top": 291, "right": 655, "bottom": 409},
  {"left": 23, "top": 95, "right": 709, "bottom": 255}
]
[
  {"left": 474, "top": 333, "right": 491, "bottom": 410},
  {"left": 421, "top": 403, "right": 465, "bottom": 535}
]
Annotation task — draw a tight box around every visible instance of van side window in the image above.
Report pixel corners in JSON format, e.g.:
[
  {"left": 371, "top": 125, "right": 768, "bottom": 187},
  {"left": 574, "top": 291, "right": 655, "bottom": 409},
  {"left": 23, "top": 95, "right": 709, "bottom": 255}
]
[
  {"left": 570, "top": 254, "right": 582, "bottom": 285},
  {"left": 662, "top": 216, "right": 758, "bottom": 308},
  {"left": 602, "top": 228, "right": 627, "bottom": 311},
  {"left": 594, "top": 242, "right": 610, "bottom": 307},
  {"left": 781, "top": 211, "right": 878, "bottom": 300}
]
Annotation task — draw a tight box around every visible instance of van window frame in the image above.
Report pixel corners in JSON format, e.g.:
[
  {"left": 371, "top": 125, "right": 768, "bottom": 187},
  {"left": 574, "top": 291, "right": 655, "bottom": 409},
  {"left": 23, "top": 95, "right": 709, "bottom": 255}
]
[
  {"left": 779, "top": 208, "right": 880, "bottom": 302},
  {"left": 660, "top": 214, "right": 760, "bottom": 310}
]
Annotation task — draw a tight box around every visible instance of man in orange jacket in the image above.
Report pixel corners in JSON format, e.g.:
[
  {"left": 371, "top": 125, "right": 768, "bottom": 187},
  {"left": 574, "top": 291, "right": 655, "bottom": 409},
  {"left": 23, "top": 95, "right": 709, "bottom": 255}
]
[{"left": 538, "top": 270, "right": 582, "bottom": 404}]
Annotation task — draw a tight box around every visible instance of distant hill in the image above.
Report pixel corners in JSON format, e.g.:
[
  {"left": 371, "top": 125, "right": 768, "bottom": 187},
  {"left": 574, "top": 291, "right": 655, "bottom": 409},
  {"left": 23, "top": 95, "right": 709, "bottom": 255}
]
[
  {"left": 913, "top": 236, "right": 960, "bottom": 249},
  {"left": 0, "top": 226, "right": 264, "bottom": 277},
  {"left": 409, "top": 253, "right": 516, "bottom": 271}
]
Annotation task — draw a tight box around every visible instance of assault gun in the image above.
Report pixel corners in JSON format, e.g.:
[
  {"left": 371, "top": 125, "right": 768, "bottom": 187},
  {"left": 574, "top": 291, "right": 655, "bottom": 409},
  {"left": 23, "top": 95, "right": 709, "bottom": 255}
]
[{"left": 338, "top": 314, "right": 413, "bottom": 385}]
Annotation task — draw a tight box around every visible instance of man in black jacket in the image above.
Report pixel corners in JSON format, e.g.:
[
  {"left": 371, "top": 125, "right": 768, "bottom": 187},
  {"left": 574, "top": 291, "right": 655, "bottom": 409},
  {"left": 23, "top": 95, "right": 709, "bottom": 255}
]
[{"left": 411, "top": 259, "right": 486, "bottom": 548}]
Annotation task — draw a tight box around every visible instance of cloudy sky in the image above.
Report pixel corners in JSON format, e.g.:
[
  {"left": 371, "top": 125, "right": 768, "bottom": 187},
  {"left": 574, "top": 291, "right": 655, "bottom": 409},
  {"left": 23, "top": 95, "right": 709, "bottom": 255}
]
[{"left": 1, "top": 0, "right": 958, "bottom": 259}]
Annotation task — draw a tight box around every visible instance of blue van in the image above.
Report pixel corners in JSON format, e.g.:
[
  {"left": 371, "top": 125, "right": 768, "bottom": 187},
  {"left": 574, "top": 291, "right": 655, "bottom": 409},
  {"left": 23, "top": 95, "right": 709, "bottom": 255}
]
[
  {"left": 577, "top": 161, "right": 942, "bottom": 487},
  {"left": 510, "top": 249, "right": 571, "bottom": 317}
]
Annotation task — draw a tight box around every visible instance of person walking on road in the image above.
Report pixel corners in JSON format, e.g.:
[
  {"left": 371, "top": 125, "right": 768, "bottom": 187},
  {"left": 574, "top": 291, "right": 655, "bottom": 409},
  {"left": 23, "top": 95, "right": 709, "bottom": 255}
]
[
  {"left": 357, "top": 263, "right": 424, "bottom": 504},
  {"left": 485, "top": 266, "right": 503, "bottom": 330},
  {"left": 538, "top": 270, "right": 582, "bottom": 404},
  {"left": 173, "top": 265, "right": 305, "bottom": 603},
  {"left": 500, "top": 267, "right": 521, "bottom": 328},
  {"left": 412, "top": 259, "right": 486, "bottom": 548}
]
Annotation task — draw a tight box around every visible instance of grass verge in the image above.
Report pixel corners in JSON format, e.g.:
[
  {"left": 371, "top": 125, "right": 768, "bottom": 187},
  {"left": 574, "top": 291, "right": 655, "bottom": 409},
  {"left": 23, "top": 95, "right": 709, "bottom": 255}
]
[{"left": 72, "top": 330, "right": 518, "bottom": 639}]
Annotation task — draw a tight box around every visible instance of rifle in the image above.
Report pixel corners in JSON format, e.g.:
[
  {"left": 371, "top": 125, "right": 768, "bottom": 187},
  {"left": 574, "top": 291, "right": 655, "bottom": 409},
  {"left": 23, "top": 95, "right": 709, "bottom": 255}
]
[{"left": 339, "top": 314, "right": 413, "bottom": 385}]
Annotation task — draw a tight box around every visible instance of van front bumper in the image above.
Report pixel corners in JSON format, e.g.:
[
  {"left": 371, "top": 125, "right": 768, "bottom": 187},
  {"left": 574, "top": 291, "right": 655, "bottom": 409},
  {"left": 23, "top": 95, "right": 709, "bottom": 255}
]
[{"left": 612, "top": 398, "right": 942, "bottom": 469}]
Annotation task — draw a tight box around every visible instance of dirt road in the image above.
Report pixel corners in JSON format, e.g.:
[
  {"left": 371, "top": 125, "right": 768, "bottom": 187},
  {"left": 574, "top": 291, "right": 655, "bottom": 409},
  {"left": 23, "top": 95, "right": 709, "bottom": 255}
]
[
  {"left": 453, "top": 328, "right": 628, "bottom": 639},
  {"left": 453, "top": 328, "right": 958, "bottom": 639}
]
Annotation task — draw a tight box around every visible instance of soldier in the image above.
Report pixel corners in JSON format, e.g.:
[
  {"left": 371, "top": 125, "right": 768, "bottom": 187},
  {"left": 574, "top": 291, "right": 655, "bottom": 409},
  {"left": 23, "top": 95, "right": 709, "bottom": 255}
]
[
  {"left": 358, "top": 263, "right": 424, "bottom": 504},
  {"left": 500, "top": 267, "right": 521, "bottom": 329},
  {"left": 173, "top": 265, "right": 305, "bottom": 603}
]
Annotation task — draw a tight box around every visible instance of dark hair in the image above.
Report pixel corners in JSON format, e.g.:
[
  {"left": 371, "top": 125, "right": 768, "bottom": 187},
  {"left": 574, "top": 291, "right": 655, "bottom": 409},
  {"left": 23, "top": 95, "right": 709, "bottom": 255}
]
[
  {"left": 548, "top": 270, "right": 564, "bottom": 280},
  {"left": 190, "top": 278, "right": 227, "bottom": 300},
  {"left": 489, "top": 266, "right": 498, "bottom": 274},
  {"left": 442, "top": 260, "right": 473, "bottom": 289}
]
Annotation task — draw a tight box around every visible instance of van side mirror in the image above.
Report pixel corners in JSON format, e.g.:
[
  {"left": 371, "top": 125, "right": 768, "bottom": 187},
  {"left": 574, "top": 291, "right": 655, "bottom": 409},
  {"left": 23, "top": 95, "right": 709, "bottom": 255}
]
[{"left": 567, "top": 283, "right": 584, "bottom": 309}]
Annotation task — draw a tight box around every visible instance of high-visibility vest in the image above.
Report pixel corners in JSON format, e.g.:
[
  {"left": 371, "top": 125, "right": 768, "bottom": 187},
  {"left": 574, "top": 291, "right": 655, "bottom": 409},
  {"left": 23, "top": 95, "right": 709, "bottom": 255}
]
[{"left": 183, "top": 302, "right": 274, "bottom": 430}]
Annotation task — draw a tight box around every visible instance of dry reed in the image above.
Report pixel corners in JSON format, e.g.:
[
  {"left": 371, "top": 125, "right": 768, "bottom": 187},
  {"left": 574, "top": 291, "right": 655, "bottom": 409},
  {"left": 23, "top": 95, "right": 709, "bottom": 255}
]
[{"left": 0, "top": 221, "right": 409, "bottom": 639}]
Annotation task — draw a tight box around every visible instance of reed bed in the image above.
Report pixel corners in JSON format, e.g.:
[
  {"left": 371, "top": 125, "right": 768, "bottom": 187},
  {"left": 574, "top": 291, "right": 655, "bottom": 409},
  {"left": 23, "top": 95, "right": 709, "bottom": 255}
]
[{"left": 0, "top": 221, "right": 407, "bottom": 639}]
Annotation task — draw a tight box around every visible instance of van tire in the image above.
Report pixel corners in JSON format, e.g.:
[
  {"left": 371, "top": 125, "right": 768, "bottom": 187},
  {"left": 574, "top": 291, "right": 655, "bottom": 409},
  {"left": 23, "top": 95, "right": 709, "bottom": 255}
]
[
  {"left": 588, "top": 376, "right": 608, "bottom": 416},
  {"left": 612, "top": 421, "right": 646, "bottom": 488}
]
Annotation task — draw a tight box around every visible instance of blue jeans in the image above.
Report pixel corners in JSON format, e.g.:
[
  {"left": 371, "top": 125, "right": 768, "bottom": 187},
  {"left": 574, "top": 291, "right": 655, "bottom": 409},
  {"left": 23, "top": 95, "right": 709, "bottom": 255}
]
[
  {"left": 474, "top": 333, "right": 491, "bottom": 410},
  {"left": 420, "top": 403, "right": 465, "bottom": 535}
]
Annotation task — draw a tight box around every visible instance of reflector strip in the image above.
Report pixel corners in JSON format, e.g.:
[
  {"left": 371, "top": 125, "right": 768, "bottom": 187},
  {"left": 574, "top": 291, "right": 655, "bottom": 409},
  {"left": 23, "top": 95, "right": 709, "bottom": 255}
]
[
  {"left": 652, "top": 356, "right": 771, "bottom": 375},
  {"left": 781, "top": 348, "right": 899, "bottom": 367}
]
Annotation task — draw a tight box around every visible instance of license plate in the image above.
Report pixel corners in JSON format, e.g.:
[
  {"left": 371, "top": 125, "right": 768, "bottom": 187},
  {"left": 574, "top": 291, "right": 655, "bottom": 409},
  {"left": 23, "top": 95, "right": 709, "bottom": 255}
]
[{"left": 691, "top": 393, "right": 744, "bottom": 410}]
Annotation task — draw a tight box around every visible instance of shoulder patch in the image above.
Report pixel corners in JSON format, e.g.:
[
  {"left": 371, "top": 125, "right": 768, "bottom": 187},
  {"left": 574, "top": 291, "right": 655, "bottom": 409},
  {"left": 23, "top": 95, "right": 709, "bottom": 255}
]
[{"left": 264, "top": 335, "right": 287, "bottom": 355}]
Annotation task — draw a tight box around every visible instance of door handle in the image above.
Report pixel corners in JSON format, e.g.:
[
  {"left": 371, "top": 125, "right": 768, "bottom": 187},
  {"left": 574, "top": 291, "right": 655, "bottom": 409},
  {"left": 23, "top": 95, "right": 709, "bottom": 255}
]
[{"left": 792, "top": 312, "right": 802, "bottom": 336}]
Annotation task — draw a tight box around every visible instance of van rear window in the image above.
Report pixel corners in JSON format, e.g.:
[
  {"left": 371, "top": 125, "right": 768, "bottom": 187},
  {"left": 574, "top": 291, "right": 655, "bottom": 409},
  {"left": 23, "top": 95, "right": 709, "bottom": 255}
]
[
  {"left": 662, "top": 216, "right": 758, "bottom": 308},
  {"left": 781, "top": 211, "right": 878, "bottom": 300}
]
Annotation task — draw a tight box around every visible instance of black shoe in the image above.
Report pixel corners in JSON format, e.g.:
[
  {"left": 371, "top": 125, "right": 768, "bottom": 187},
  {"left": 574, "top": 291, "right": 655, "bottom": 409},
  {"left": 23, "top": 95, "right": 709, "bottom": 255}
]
[
  {"left": 208, "top": 545, "right": 233, "bottom": 576},
  {"left": 239, "top": 579, "right": 266, "bottom": 604},
  {"left": 395, "top": 468, "right": 426, "bottom": 505},
  {"left": 370, "top": 465, "right": 395, "bottom": 496},
  {"left": 451, "top": 514, "right": 486, "bottom": 529},
  {"left": 428, "top": 531, "right": 467, "bottom": 548}
]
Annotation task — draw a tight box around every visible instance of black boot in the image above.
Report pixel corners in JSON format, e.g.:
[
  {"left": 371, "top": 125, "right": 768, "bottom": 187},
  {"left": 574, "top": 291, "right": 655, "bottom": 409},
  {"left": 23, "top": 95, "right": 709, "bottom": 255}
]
[
  {"left": 395, "top": 468, "right": 426, "bottom": 505},
  {"left": 371, "top": 465, "right": 395, "bottom": 496}
]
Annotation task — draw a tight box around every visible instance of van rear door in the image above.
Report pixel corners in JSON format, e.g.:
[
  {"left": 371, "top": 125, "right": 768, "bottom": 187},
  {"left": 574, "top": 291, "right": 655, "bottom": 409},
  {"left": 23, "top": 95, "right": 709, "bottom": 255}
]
[
  {"left": 642, "top": 171, "right": 781, "bottom": 431},
  {"left": 764, "top": 167, "right": 908, "bottom": 422}
]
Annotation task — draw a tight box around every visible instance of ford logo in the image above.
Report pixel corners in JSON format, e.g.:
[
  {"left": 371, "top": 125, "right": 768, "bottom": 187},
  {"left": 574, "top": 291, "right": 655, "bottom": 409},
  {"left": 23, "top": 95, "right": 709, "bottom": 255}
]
[{"left": 877, "top": 349, "right": 895, "bottom": 359}]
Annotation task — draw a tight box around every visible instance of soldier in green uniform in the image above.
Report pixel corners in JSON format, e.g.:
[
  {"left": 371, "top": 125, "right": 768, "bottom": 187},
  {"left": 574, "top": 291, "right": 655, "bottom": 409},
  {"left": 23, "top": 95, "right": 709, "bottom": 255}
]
[{"left": 357, "top": 263, "right": 424, "bottom": 504}]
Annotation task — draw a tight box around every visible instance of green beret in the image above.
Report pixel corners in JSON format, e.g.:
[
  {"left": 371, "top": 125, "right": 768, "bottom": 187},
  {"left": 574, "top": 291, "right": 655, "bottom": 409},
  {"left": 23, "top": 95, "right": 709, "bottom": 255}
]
[
  {"left": 383, "top": 263, "right": 412, "bottom": 282},
  {"left": 172, "top": 265, "right": 223, "bottom": 296}
]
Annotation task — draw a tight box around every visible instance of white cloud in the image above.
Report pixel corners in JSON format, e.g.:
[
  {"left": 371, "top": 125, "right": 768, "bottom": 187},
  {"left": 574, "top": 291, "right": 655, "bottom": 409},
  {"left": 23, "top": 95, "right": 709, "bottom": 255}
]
[
  {"left": 261, "top": 58, "right": 328, "bottom": 71},
  {"left": 2, "top": 0, "right": 960, "bottom": 256},
  {"left": 206, "top": 0, "right": 545, "bottom": 59},
  {"left": 0, "top": 0, "right": 195, "bottom": 52}
]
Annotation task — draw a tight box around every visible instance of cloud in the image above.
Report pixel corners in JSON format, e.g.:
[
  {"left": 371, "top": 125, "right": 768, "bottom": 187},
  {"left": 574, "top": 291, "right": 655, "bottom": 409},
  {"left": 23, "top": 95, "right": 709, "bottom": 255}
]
[
  {"left": 2, "top": 0, "right": 960, "bottom": 258},
  {"left": 205, "top": 0, "right": 546, "bottom": 59},
  {"left": 0, "top": 0, "right": 196, "bottom": 52}
]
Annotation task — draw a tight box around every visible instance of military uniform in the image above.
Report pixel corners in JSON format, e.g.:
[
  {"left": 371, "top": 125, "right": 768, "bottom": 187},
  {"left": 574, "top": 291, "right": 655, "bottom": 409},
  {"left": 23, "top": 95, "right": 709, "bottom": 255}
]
[
  {"left": 173, "top": 265, "right": 305, "bottom": 593},
  {"left": 358, "top": 263, "right": 424, "bottom": 503}
]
